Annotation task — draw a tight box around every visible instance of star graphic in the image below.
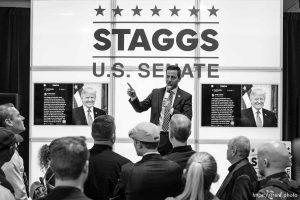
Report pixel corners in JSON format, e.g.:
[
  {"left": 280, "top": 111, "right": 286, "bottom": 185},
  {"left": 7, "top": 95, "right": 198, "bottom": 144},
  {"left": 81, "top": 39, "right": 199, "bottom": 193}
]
[
  {"left": 95, "top": 5, "right": 105, "bottom": 16},
  {"left": 112, "top": 5, "right": 123, "bottom": 16},
  {"left": 151, "top": 5, "right": 161, "bottom": 16},
  {"left": 208, "top": 6, "right": 219, "bottom": 17},
  {"left": 132, "top": 5, "right": 142, "bottom": 16},
  {"left": 169, "top": 5, "right": 180, "bottom": 16},
  {"left": 189, "top": 6, "right": 200, "bottom": 17}
]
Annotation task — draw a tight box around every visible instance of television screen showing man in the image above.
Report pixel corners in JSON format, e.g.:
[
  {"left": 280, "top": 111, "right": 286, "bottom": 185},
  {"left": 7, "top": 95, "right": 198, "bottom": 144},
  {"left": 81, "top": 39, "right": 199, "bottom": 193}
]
[
  {"left": 239, "top": 88, "right": 277, "bottom": 127},
  {"left": 72, "top": 87, "right": 106, "bottom": 125}
]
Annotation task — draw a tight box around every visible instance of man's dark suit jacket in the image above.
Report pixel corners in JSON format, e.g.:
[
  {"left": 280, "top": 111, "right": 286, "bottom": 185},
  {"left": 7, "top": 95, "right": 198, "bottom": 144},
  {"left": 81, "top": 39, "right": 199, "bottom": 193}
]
[
  {"left": 84, "top": 144, "right": 131, "bottom": 200},
  {"left": 216, "top": 159, "right": 258, "bottom": 200},
  {"left": 113, "top": 154, "right": 182, "bottom": 200},
  {"left": 72, "top": 106, "right": 106, "bottom": 125},
  {"left": 38, "top": 186, "right": 91, "bottom": 200},
  {"left": 129, "top": 87, "right": 192, "bottom": 124},
  {"left": 239, "top": 108, "right": 277, "bottom": 127},
  {"left": 164, "top": 145, "right": 195, "bottom": 170}
]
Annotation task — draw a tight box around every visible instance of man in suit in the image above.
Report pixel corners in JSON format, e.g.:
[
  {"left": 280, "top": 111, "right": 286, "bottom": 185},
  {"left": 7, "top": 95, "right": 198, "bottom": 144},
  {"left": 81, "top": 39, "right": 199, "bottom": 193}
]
[
  {"left": 84, "top": 115, "right": 131, "bottom": 200},
  {"left": 165, "top": 114, "right": 195, "bottom": 170},
  {"left": 216, "top": 136, "right": 258, "bottom": 200},
  {"left": 72, "top": 87, "right": 106, "bottom": 125},
  {"left": 113, "top": 122, "right": 182, "bottom": 200},
  {"left": 239, "top": 88, "right": 277, "bottom": 127},
  {"left": 127, "top": 65, "right": 192, "bottom": 155},
  {"left": 39, "top": 136, "right": 91, "bottom": 200}
]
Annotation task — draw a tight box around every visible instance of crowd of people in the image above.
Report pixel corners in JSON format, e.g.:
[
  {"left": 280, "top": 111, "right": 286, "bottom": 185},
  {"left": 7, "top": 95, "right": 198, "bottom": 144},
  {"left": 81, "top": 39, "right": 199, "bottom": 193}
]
[
  {"left": 0, "top": 102, "right": 300, "bottom": 200},
  {"left": 0, "top": 66, "right": 299, "bottom": 200}
]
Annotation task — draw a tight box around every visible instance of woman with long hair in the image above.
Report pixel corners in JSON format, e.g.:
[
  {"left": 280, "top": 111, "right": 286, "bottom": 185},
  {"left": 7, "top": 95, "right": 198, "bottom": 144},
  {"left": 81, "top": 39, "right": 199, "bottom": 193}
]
[
  {"left": 38, "top": 143, "right": 55, "bottom": 192},
  {"left": 166, "top": 152, "right": 219, "bottom": 200}
]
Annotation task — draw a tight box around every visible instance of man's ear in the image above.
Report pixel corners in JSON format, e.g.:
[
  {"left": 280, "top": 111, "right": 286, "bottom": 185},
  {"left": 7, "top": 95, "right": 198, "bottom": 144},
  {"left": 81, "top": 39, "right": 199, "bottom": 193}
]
[
  {"left": 4, "top": 118, "right": 13, "bottom": 127},
  {"left": 213, "top": 173, "right": 220, "bottom": 183},
  {"left": 82, "top": 160, "right": 89, "bottom": 174},
  {"left": 232, "top": 145, "right": 237, "bottom": 156},
  {"left": 263, "top": 159, "right": 269, "bottom": 167}
]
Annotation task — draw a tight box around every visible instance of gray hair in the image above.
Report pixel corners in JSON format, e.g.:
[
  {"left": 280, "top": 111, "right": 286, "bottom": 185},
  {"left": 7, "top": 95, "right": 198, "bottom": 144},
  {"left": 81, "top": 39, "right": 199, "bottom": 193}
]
[{"left": 229, "top": 136, "right": 251, "bottom": 158}]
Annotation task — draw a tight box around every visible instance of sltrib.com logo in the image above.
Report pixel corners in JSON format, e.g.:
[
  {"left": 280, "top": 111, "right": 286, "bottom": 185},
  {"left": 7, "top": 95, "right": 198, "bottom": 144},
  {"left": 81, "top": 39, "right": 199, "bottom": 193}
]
[{"left": 92, "top": 4, "right": 220, "bottom": 79}]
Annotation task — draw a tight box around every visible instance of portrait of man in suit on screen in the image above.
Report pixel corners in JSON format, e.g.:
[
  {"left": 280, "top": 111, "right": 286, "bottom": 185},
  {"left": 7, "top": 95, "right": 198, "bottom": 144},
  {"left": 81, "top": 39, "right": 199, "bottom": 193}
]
[
  {"left": 72, "top": 86, "right": 106, "bottom": 125},
  {"left": 239, "top": 88, "right": 277, "bottom": 127}
]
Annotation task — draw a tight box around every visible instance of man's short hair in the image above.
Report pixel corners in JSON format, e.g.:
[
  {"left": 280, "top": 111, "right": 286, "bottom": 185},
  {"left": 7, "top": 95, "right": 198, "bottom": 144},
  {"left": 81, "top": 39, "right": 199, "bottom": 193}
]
[
  {"left": 92, "top": 115, "right": 115, "bottom": 141},
  {"left": 169, "top": 114, "right": 191, "bottom": 143},
  {"left": 250, "top": 88, "right": 266, "bottom": 99},
  {"left": 229, "top": 136, "right": 251, "bottom": 158},
  {"left": 81, "top": 87, "right": 96, "bottom": 96},
  {"left": 167, "top": 65, "right": 181, "bottom": 78},
  {"left": 139, "top": 141, "right": 159, "bottom": 150},
  {"left": 0, "top": 103, "right": 15, "bottom": 127},
  {"left": 50, "top": 136, "right": 89, "bottom": 180}
]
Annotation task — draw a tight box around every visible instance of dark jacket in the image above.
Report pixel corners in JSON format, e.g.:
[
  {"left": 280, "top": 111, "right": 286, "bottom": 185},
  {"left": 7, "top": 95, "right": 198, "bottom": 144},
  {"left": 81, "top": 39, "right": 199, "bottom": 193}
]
[
  {"left": 216, "top": 158, "right": 258, "bottom": 200},
  {"left": 164, "top": 145, "right": 195, "bottom": 170},
  {"left": 256, "top": 172, "right": 300, "bottom": 200},
  {"left": 113, "top": 153, "right": 182, "bottom": 200},
  {"left": 239, "top": 108, "right": 277, "bottom": 127},
  {"left": 72, "top": 106, "right": 106, "bottom": 125},
  {"left": 84, "top": 144, "right": 131, "bottom": 200},
  {"left": 38, "top": 186, "right": 91, "bottom": 200},
  {"left": 129, "top": 87, "right": 192, "bottom": 125}
]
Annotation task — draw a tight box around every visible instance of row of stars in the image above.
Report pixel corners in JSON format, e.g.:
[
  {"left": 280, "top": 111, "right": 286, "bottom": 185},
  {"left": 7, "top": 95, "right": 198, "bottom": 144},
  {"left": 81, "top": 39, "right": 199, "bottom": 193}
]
[{"left": 95, "top": 5, "right": 219, "bottom": 17}]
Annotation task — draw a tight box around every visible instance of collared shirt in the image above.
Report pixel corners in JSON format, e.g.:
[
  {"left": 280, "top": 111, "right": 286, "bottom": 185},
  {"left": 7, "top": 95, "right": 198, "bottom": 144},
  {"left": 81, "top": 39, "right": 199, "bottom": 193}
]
[
  {"left": 2, "top": 151, "right": 28, "bottom": 200},
  {"left": 228, "top": 158, "right": 246, "bottom": 172},
  {"left": 82, "top": 105, "right": 94, "bottom": 121},
  {"left": 143, "top": 152, "right": 160, "bottom": 157},
  {"left": 252, "top": 107, "right": 264, "bottom": 126},
  {"left": 158, "top": 86, "right": 178, "bottom": 131}
]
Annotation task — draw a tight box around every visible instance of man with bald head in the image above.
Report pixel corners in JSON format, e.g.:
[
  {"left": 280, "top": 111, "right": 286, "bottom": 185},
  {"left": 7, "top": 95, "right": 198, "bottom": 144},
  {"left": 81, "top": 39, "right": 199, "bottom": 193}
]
[
  {"left": 256, "top": 142, "right": 300, "bottom": 199},
  {"left": 165, "top": 114, "right": 195, "bottom": 170},
  {"left": 72, "top": 87, "right": 106, "bottom": 125},
  {"left": 239, "top": 88, "right": 277, "bottom": 127},
  {"left": 216, "top": 136, "right": 258, "bottom": 200}
]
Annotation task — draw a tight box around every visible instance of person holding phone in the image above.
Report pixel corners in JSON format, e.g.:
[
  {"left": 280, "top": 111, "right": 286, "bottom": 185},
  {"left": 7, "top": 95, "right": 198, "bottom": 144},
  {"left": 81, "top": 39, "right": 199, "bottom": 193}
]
[{"left": 127, "top": 65, "right": 192, "bottom": 156}]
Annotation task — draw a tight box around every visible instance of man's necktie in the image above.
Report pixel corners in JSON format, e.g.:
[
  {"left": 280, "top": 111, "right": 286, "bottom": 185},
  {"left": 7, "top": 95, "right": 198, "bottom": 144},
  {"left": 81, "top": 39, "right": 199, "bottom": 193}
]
[
  {"left": 87, "top": 109, "right": 93, "bottom": 125},
  {"left": 256, "top": 111, "right": 263, "bottom": 127},
  {"left": 162, "top": 91, "right": 174, "bottom": 131}
]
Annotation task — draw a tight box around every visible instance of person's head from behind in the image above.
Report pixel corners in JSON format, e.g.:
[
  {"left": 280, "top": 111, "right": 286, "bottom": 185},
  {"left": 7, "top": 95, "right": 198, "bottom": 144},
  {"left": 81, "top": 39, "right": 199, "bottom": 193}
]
[
  {"left": 227, "top": 136, "right": 250, "bottom": 164},
  {"left": 50, "top": 137, "right": 89, "bottom": 184},
  {"left": 179, "top": 152, "right": 219, "bottom": 200},
  {"left": 166, "top": 65, "right": 181, "bottom": 91},
  {"left": 0, "top": 103, "right": 25, "bottom": 134},
  {"left": 81, "top": 87, "right": 96, "bottom": 109},
  {"left": 92, "top": 115, "right": 116, "bottom": 144},
  {"left": 129, "top": 122, "right": 160, "bottom": 156},
  {"left": 0, "top": 129, "right": 16, "bottom": 166},
  {"left": 257, "top": 141, "right": 291, "bottom": 177},
  {"left": 250, "top": 88, "right": 266, "bottom": 110},
  {"left": 169, "top": 114, "right": 191, "bottom": 146}
]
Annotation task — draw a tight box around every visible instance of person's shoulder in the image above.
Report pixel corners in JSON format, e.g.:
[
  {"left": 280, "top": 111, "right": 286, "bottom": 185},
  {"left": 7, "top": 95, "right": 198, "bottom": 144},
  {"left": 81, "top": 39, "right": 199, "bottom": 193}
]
[
  {"left": 258, "top": 185, "right": 285, "bottom": 196},
  {"left": 178, "top": 87, "right": 191, "bottom": 97},
  {"left": 72, "top": 106, "right": 83, "bottom": 112},
  {"left": 110, "top": 151, "right": 132, "bottom": 164},
  {"left": 93, "top": 107, "right": 106, "bottom": 115},
  {"left": 241, "top": 107, "right": 252, "bottom": 114},
  {"left": 262, "top": 108, "right": 276, "bottom": 116}
]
